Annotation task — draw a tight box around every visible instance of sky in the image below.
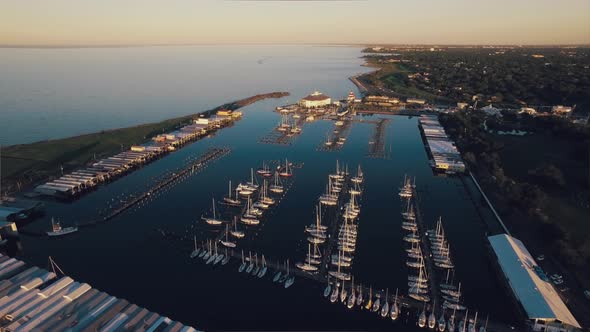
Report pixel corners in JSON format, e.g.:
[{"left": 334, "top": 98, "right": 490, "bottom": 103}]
[{"left": 1, "top": 0, "right": 589, "bottom": 46}]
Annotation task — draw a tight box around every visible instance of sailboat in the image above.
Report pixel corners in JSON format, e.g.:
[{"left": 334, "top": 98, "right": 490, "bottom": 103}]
[
  {"left": 324, "top": 277, "right": 332, "bottom": 298},
  {"left": 356, "top": 285, "right": 364, "bottom": 307},
  {"left": 279, "top": 159, "right": 293, "bottom": 177},
  {"left": 418, "top": 305, "right": 427, "bottom": 328},
  {"left": 284, "top": 260, "right": 295, "bottom": 288},
  {"left": 47, "top": 218, "right": 78, "bottom": 237},
  {"left": 230, "top": 217, "right": 245, "bottom": 238},
  {"left": 238, "top": 250, "right": 247, "bottom": 272},
  {"left": 296, "top": 243, "right": 319, "bottom": 272},
  {"left": 223, "top": 181, "right": 242, "bottom": 206},
  {"left": 390, "top": 289, "right": 399, "bottom": 320},
  {"left": 330, "top": 283, "right": 339, "bottom": 303},
  {"left": 221, "top": 249, "right": 231, "bottom": 265},
  {"left": 438, "top": 310, "right": 447, "bottom": 331},
  {"left": 380, "top": 288, "right": 390, "bottom": 318},
  {"left": 245, "top": 252, "right": 254, "bottom": 273},
  {"left": 206, "top": 243, "right": 217, "bottom": 264},
  {"left": 364, "top": 286, "right": 373, "bottom": 310},
  {"left": 257, "top": 255, "right": 268, "bottom": 278},
  {"left": 428, "top": 304, "right": 437, "bottom": 329},
  {"left": 220, "top": 224, "right": 237, "bottom": 248},
  {"left": 190, "top": 235, "right": 200, "bottom": 258},
  {"left": 346, "top": 278, "right": 356, "bottom": 309},
  {"left": 273, "top": 261, "right": 282, "bottom": 282},
  {"left": 202, "top": 241, "right": 211, "bottom": 261},
  {"left": 256, "top": 161, "right": 273, "bottom": 177},
  {"left": 252, "top": 254, "right": 260, "bottom": 275},
  {"left": 202, "top": 198, "right": 226, "bottom": 226},
  {"left": 269, "top": 171, "right": 284, "bottom": 194},
  {"left": 351, "top": 165, "right": 364, "bottom": 184},
  {"left": 241, "top": 197, "right": 260, "bottom": 225},
  {"left": 447, "top": 308, "right": 456, "bottom": 332},
  {"left": 371, "top": 293, "right": 381, "bottom": 312},
  {"left": 214, "top": 244, "right": 224, "bottom": 265},
  {"left": 340, "top": 280, "right": 348, "bottom": 303},
  {"left": 259, "top": 180, "right": 276, "bottom": 205},
  {"left": 198, "top": 241, "right": 208, "bottom": 258}
]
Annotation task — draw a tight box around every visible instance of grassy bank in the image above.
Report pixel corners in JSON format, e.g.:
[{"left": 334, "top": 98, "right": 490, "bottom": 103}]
[{"left": 1, "top": 92, "right": 289, "bottom": 194}]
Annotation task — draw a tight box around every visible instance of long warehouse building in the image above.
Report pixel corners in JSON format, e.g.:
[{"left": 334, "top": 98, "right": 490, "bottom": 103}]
[
  {"left": 487, "top": 234, "right": 581, "bottom": 332},
  {"left": 0, "top": 254, "right": 198, "bottom": 332}
]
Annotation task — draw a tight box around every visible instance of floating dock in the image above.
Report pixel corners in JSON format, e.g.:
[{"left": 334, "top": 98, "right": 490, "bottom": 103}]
[{"left": 0, "top": 254, "right": 198, "bottom": 332}]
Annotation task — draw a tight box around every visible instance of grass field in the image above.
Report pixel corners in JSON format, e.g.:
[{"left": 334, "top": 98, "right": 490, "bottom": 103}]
[{"left": 1, "top": 92, "right": 288, "bottom": 194}]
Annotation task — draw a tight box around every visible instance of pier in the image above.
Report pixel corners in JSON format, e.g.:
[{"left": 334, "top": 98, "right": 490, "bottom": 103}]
[
  {"left": 317, "top": 119, "right": 353, "bottom": 152},
  {"left": 366, "top": 118, "right": 390, "bottom": 159},
  {"left": 411, "top": 186, "right": 442, "bottom": 309}
]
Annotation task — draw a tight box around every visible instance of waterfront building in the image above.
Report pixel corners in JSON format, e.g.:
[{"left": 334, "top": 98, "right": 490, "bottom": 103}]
[
  {"left": 487, "top": 234, "right": 581, "bottom": 332},
  {"left": 418, "top": 115, "right": 466, "bottom": 174},
  {"left": 552, "top": 105, "right": 573, "bottom": 115},
  {"left": 299, "top": 91, "right": 332, "bottom": 108},
  {"left": 406, "top": 98, "right": 426, "bottom": 105}
]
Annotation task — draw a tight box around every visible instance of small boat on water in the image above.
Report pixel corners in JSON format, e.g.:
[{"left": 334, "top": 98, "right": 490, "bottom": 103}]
[
  {"left": 220, "top": 224, "right": 237, "bottom": 248},
  {"left": 390, "top": 289, "right": 399, "bottom": 320},
  {"left": 324, "top": 277, "right": 332, "bottom": 298},
  {"left": 252, "top": 254, "right": 260, "bottom": 275},
  {"left": 273, "top": 264, "right": 282, "bottom": 282},
  {"left": 47, "top": 218, "right": 78, "bottom": 237},
  {"left": 223, "top": 180, "right": 242, "bottom": 206},
  {"left": 256, "top": 162, "right": 273, "bottom": 177},
  {"left": 230, "top": 218, "right": 245, "bottom": 238},
  {"left": 339, "top": 281, "right": 348, "bottom": 303},
  {"left": 364, "top": 286, "right": 373, "bottom": 310},
  {"left": 284, "top": 260, "right": 295, "bottom": 288},
  {"left": 269, "top": 171, "right": 284, "bottom": 194},
  {"left": 371, "top": 294, "right": 381, "bottom": 312},
  {"left": 418, "top": 306, "right": 427, "bottom": 328},
  {"left": 330, "top": 283, "right": 339, "bottom": 303},
  {"left": 245, "top": 252, "right": 254, "bottom": 273},
  {"left": 190, "top": 235, "right": 200, "bottom": 258},
  {"left": 238, "top": 251, "right": 247, "bottom": 272},
  {"left": 296, "top": 244, "right": 319, "bottom": 272},
  {"left": 380, "top": 288, "right": 390, "bottom": 318},
  {"left": 279, "top": 158, "right": 293, "bottom": 177},
  {"left": 428, "top": 306, "right": 437, "bottom": 329},
  {"left": 356, "top": 286, "right": 363, "bottom": 307},
  {"left": 257, "top": 255, "right": 268, "bottom": 278},
  {"left": 202, "top": 198, "right": 226, "bottom": 226},
  {"left": 438, "top": 311, "right": 447, "bottom": 331},
  {"left": 346, "top": 278, "right": 356, "bottom": 309}
]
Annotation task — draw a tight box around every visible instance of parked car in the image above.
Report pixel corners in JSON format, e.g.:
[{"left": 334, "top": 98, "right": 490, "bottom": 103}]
[
  {"left": 584, "top": 290, "right": 590, "bottom": 300},
  {"left": 553, "top": 279, "right": 564, "bottom": 285},
  {"left": 536, "top": 254, "right": 545, "bottom": 261}
]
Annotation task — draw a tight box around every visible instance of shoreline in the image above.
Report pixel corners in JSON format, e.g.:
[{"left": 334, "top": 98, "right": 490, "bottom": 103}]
[{"left": 1, "top": 92, "right": 289, "bottom": 197}]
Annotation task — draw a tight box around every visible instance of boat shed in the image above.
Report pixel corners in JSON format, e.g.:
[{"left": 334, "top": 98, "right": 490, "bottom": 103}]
[{"left": 487, "top": 234, "right": 581, "bottom": 332}]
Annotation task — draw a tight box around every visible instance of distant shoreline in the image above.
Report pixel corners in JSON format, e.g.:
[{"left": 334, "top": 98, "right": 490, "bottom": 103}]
[{"left": 1, "top": 43, "right": 589, "bottom": 49}]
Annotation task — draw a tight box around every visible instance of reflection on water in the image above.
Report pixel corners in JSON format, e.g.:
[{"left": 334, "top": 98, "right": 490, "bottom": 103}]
[{"left": 17, "top": 108, "right": 515, "bottom": 330}]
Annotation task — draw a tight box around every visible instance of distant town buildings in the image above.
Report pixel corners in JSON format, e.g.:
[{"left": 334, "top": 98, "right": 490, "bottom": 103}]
[
  {"left": 552, "top": 105, "right": 573, "bottom": 115},
  {"left": 363, "top": 95, "right": 400, "bottom": 106},
  {"left": 406, "top": 98, "right": 426, "bottom": 105},
  {"left": 299, "top": 91, "right": 332, "bottom": 108}
]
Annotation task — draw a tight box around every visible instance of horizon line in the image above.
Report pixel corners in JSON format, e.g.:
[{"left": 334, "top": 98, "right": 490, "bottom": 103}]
[{"left": 1, "top": 42, "right": 590, "bottom": 49}]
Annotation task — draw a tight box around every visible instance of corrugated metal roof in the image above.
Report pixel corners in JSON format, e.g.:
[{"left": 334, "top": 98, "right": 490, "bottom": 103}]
[{"left": 488, "top": 234, "right": 580, "bottom": 328}]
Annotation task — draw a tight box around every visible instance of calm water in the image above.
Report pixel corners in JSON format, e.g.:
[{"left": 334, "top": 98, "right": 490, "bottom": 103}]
[
  {"left": 0, "top": 45, "right": 367, "bottom": 145},
  {"left": 4, "top": 46, "right": 515, "bottom": 330}
]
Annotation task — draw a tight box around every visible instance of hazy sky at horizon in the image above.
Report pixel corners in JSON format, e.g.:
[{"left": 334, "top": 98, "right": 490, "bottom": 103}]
[{"left": 1, "top": 0, "right": 589, "bottom": 46}]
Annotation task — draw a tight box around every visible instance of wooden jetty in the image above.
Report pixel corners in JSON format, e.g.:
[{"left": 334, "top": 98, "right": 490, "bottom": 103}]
[{"left": 366, "top": 118, "right": 390, "bottom": 159}]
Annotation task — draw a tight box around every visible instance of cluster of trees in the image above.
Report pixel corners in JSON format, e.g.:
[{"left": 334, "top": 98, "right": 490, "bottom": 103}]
[
  {"left": 364, "top": 47, "right": 590, "bottom": 110},
  {"left": 440, "top": 111, "right": 589, "bottom": 269}
]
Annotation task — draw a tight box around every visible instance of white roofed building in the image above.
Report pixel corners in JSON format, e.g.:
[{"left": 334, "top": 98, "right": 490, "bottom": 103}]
[
  {"left": 488, "top": 234, "right": 581, "bottom": 332},
  {"left": 299, "top": 91, "right": 331, "bottom": 108}
]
